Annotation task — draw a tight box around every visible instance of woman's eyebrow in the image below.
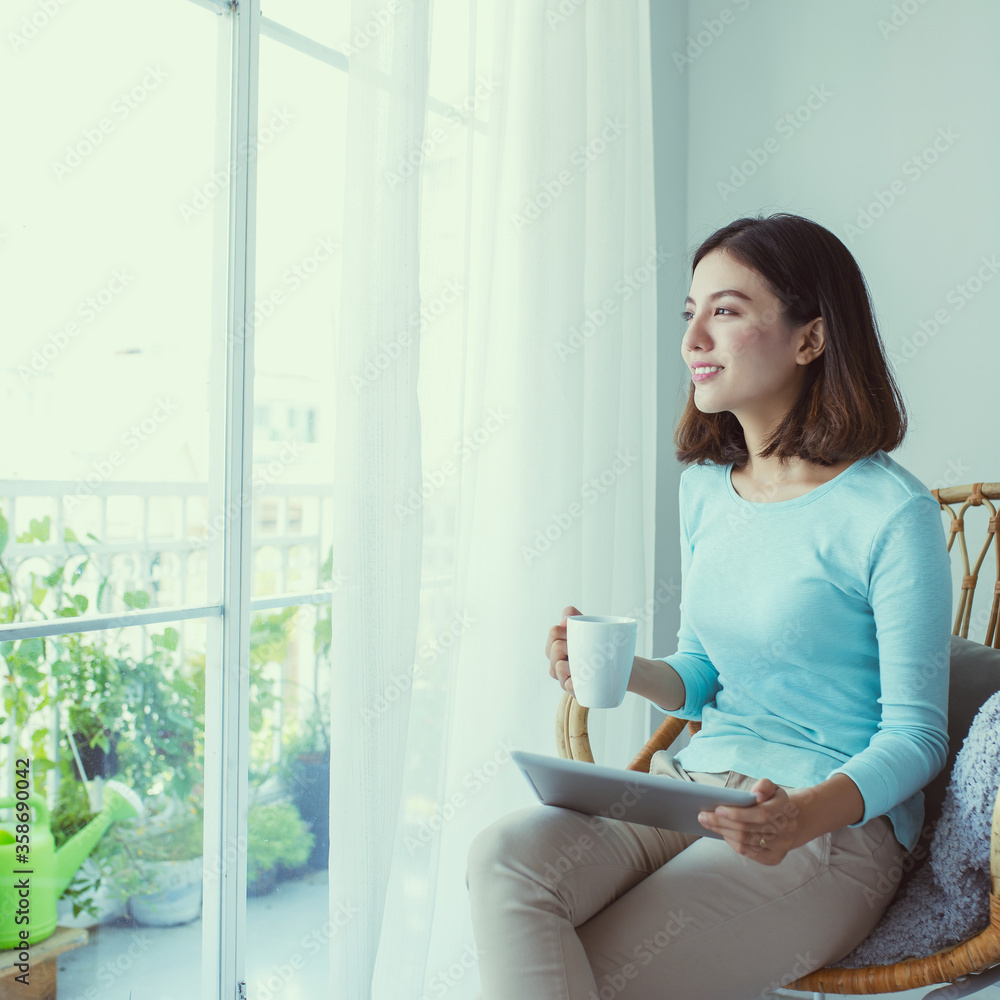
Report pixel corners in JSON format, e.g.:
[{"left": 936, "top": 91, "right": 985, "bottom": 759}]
[{"left": 684, "top": 288, "right": 754, "bottom": 306}]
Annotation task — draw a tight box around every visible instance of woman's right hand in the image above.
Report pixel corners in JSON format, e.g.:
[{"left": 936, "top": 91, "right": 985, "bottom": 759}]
[{"left": 546, "top": 605, "right": 582, "bottom": 697}]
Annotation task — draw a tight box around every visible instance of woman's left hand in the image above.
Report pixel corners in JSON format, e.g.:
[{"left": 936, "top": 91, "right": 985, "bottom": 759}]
[{"left": 697, "top": 779, "right": 807, "bottom": 865}]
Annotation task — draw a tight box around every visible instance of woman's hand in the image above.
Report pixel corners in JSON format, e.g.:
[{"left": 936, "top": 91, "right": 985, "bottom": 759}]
[
  {"left": 547, "top": 607, "right": 684, "bottom": 711},
  {"left": 546, "top": 605, "right": 582, "bottom": 697},
  {"left": 698, "top": 772, "right": 864, "bottom": 865},
  {"left": 697, "top": 779, "right": 808, "bottom": 866}
]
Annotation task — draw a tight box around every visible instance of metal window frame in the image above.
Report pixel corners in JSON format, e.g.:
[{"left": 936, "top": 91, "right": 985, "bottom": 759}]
[
  {"left": 0, "top": 604, "right": 224, "bottom": 641},
  {"left": 202, "top": 0, "right": 260, "bottom": 996},
  {"left": 0, "top": 2, "right": 346, "bottom": 994}
]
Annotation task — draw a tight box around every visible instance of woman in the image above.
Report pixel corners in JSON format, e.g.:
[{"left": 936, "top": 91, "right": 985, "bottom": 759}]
[{"left": 466, "top": 213, "right": 952, "bottom": 999}]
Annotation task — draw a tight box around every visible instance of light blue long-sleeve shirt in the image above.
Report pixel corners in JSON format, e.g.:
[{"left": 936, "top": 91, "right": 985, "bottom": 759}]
[{"left": 657, "top": 451, "right": 951, "bottom": 852}]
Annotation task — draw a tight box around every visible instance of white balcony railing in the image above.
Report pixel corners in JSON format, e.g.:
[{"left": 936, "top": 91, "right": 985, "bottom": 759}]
[{"left": 0, "top": 479, "right": 336, "bottom": 799}]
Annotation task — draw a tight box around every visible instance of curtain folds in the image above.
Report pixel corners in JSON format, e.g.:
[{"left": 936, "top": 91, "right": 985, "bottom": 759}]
[{"left": 329, "top": 2, "right": 659, "bottom": 996}]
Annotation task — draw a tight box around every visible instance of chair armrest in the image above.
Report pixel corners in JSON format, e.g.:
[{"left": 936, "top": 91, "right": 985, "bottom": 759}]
[
  {"left": 626, "top": 715, "right": 689, "bottom": 772},
  {"left": 555, "top": 693, "right": 699, "bottom": 771},
  {"left": 556, "top": 691, "right": 594, "bottom": 763}
]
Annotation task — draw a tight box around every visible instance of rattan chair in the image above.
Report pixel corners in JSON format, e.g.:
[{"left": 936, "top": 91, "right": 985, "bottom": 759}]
[{"left": 555, "top": 482, "right": 1000, "bottom": 996}]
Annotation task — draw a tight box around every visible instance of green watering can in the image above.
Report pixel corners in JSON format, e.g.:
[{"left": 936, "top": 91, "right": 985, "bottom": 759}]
[{"left": 0, "top": 780, "right": 142, "bottom": 949}]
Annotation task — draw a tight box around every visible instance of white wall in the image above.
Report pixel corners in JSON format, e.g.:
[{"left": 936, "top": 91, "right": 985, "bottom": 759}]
[{"left": 652, "top": 0, "right": 1000, "bottom": 652}]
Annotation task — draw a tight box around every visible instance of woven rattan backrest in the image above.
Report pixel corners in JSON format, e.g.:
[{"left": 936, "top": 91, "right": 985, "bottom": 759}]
[{"left": 932, "top": 483, "right": 1000, "bottom": 648}]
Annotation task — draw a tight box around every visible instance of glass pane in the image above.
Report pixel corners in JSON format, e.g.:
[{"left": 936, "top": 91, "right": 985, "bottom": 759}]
[
  {"left": 0, "top": 1, "right": 230, "bottom": 997},
  {"left": 242, "top": 33, "right": 347, "bottom": 995},
  {"left": 251, "top": 37, "right": 345, "bottom": 596},
  {"left": 260, "top": 0, "right": 351, "bottom": 55},
  {"left": 0, "top": 0, "right": 229, "bottom": 624},
  {"left": 0, "top": 618, "right": 208, "bottom": 998},
  {"left": 245, "top": 603, "right": 332, "bottom": 997},
  {"left": 250, "top": 33, "right": 344, "bottom": 602}
]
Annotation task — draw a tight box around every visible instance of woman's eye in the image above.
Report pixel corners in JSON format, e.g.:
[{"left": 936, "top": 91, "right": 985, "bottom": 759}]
[{"left": 681, "top": 307, "right": 736, "bottom": 321}]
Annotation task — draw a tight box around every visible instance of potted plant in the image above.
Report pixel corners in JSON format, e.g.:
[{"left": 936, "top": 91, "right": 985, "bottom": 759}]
[
  {"left": 52, "top": 778, "right": 129, "bottom": 927},
  {"left": 56, "top": 638, "right": 124, "bottom": 781},
  {"left": 279, "top": 694, "right": 331, "bottom": 870},
  {"left": 247, "top": 800, "right": 314, "bottom": 896},
  {"left": 126, "top": 800, "right": 204, "bottom": 926},
  {"left": 0, "top": 512, "right": 95, "bottom": 788},
  {"left": 46, "top": 606, "right": 205, "bottom": 921}
]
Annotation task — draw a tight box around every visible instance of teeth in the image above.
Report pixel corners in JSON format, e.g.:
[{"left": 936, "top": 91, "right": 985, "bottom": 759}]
[{"left": 693, "top": 366, "right": 722, "bottom": 374}]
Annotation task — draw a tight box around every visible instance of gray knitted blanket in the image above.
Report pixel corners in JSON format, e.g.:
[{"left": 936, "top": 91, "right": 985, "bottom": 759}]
[{"left": 839, "top": 689, "right": 1000, "bottom": 967}]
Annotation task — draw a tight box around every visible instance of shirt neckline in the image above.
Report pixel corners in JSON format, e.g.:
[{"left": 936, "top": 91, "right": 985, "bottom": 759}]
[{"left": 725, "top": 454, "right": 875, "bottom": 510}]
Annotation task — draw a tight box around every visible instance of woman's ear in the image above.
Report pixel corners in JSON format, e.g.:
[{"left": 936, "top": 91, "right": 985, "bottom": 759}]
[{"left": 796, "top": 318, "right": 826, "bottom": 365}]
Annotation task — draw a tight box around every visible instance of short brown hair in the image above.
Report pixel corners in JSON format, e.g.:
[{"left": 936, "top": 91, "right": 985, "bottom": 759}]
[{"left": 675, "top": 212, "right": 906, "bottom": 467}]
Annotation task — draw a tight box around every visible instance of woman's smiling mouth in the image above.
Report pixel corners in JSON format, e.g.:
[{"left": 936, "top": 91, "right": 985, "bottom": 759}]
[{"left": 691, "top": 365, "right": 724, "bottom": 383}]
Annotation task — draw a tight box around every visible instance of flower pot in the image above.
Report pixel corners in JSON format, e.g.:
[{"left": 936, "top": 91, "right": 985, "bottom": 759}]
[
  {"left": 247, "top": 867, "right": 279, "bottom": 898},
  {"left": 129, "top": 857, "right": 203, "bottom": 926},
  {"left": 288, "top": 752, "right": 330, "bottom": 869},
  {"left": 72, "top": 731, "right": 119, "bottom": 781}
]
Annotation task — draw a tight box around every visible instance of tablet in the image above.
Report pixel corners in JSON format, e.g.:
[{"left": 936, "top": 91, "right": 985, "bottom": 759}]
[{"left": 511, "top": 749, "right": 756, "bottom": 839}]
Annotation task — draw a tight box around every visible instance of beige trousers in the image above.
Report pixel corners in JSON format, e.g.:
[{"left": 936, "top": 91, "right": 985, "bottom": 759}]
[{"left": 466, "top": 754, "right": 906, "bottom": 1000}]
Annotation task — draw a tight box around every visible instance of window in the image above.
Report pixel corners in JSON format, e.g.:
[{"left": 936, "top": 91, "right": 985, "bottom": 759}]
[
  {"left": 1, "top": 2, "right": 503, "bottom": 993},
  {"left": 0, "top": 1, "right": 344, "bottom": 995}
]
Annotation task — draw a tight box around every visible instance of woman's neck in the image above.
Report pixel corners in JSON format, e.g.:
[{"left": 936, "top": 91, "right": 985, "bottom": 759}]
[
  {"left": 732, "top": 423, "right": 855, "bottom": 502},
  {"left": 738, "top": 421, "right": 798, "bottom": 486}
]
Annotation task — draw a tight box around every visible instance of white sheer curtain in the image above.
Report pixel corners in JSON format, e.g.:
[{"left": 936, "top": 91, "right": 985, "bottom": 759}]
[{"left": 328, "top": 1, "right": 659, "bottom": 996}]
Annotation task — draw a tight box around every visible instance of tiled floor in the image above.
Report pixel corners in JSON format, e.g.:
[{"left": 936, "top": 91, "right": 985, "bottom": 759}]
[{"left": 57, "top": 868, "right": 331, "bottom": 999}]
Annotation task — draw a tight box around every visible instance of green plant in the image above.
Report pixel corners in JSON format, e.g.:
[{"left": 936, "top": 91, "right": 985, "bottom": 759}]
[
  {"left": 2, "top": 503, "right": 324, "bottom": 911},
  {"left": 51, "top": 778, "right": 106, "bottom": 920},
  {"left": 248, "top": 800, "right": 314, "bottom": 885},
  {"left": 59, "top": 792, "right": 207, "bottom": 915},
  {"left": 0, "top": 513, "right": 101, "bottom": 787},
  {"left": 45, "top": 622, "right": 205, "bottom": 919},
  {"left": 282, "top": 686, "right": 330, "bottom": 755},
  {"left": 314, "top": 546, "right": 335, "bottom": 661},
  {"left": 51, "top": 624, "right": 204, "bottom": 802},
  {"left": 49, "top": 779, "right": 189, "bottom": 917},
  {"left": 245, "top": 607, "right": 290, "bottom": 788},
  {"left": 0, "top": 511, "right": 204, "bottom": 801},
  {"left": 132, "top": 804, "right": 204, "bottom": 863}
]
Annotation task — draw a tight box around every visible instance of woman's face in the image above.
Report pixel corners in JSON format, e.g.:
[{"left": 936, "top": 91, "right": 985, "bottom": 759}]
[{"left": 681, "top": 249, "right": 821, "bottom": 426}]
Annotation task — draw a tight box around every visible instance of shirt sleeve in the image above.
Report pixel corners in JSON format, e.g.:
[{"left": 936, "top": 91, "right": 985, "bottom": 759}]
[
  {"left": 828, "top": 493, "right": 951, "bottom": 826},
  {"left": 655, "top": 473, "right": 721, "bottom": 719}
]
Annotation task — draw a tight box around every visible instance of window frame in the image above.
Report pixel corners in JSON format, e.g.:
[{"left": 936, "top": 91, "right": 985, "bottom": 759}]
[{"left": 0, "top": 1, "right": 260, "bottom": 993}]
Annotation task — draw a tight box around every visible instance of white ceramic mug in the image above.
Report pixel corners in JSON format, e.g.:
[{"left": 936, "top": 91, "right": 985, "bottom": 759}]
[{"left": 565, "top": 615, "right": 638, "bottom": 709}]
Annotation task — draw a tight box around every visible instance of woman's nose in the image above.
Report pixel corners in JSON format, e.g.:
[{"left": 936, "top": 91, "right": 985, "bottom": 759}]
[{"left": 681, "top": 311, "right": 712, "bottom": 356}]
